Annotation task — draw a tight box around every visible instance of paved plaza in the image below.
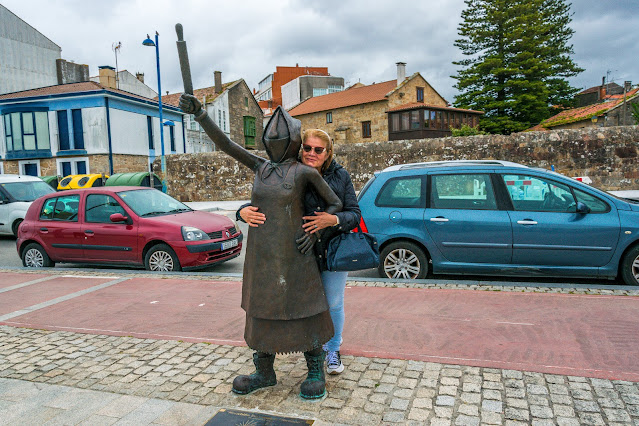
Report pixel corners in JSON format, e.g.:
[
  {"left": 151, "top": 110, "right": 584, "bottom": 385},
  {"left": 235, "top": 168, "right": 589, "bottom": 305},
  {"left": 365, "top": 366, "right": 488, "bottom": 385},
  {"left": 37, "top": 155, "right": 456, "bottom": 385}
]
[{"left": 1, "top": 268, "right": 638, "bottom": 425}]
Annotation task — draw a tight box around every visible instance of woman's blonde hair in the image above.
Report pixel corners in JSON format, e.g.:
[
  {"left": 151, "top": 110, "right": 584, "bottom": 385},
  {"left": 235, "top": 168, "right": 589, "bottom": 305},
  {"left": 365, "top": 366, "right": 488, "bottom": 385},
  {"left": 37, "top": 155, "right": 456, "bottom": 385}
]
[{"left": 301, "top": 129, "right": 333, "bottom": 174}]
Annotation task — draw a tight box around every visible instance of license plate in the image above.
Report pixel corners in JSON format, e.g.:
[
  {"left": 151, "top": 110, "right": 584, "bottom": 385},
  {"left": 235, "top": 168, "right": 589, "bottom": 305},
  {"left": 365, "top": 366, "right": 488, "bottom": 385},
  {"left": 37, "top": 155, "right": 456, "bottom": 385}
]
[{"left": 221, "top": 238, "right": 238, "bottom": 250}]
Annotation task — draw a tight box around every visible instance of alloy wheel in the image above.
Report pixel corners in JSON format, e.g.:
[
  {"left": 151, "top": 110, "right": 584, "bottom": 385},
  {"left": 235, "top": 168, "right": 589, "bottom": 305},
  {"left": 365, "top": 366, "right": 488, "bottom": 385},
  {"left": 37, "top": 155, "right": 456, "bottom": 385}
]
[
  {"left": 24, "top": 248, "right": 44, "bottom": 267},
  {"left": 632, "top": 254, "right": 639, "bottom": 282},
  {"left": 148, "top": 250, "right": 174, "bottom": 271},
  {"left": 383, "top": 248, "right": 421, "bottom": 279}
]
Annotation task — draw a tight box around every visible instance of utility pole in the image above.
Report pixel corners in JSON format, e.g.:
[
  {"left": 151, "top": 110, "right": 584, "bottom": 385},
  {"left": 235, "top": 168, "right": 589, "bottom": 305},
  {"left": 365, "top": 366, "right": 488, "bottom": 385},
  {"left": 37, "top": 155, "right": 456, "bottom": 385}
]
[{"left": 623, "top": 81, "right": 632, "bottom": 126}]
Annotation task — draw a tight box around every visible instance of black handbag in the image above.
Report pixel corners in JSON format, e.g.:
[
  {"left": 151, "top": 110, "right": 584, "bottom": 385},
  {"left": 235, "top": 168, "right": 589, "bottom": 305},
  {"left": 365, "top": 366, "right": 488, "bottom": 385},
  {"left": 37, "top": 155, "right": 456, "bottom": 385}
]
[{"left": 326, "top": 226, "right": 380, "bottom": 272}]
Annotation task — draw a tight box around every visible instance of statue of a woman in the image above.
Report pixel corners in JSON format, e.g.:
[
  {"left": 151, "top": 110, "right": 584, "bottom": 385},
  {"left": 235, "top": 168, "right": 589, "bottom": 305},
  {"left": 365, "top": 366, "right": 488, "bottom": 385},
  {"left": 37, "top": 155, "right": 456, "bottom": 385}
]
[{"left": 179, "top": 95, "right": 342, "bottom": 399}]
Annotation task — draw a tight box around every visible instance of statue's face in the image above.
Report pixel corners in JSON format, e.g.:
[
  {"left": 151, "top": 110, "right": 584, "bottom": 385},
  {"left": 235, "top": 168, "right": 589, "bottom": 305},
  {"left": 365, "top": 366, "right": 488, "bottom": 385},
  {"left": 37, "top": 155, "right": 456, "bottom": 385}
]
[{"left": 263, "top": 107, "right": 301, "bottom": 163}]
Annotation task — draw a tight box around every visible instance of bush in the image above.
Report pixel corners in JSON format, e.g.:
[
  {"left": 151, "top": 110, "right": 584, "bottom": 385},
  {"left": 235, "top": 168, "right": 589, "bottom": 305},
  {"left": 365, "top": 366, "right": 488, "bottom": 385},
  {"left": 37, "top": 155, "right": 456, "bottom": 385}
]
[{"left": 451, "top": 124, "right": 487, "bottom": 136}]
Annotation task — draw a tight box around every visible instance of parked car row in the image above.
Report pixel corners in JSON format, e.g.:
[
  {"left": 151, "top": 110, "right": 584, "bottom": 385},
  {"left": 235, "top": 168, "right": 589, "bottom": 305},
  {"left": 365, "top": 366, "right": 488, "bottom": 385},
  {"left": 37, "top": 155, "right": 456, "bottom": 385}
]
[
  {"left": 357, "top": 160, "right": 639, "bottom": 286},
  {"left": 0, "top": 174, "right": 56, "bottom": 236},
  {"left": 16, "top": 187, "right": 242, "bottom": 272}
]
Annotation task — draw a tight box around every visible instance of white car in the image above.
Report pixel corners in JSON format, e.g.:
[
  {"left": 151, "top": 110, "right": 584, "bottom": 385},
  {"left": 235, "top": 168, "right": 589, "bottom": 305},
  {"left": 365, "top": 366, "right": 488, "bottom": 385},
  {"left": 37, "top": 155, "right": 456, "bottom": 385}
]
[{"left": 0, "top": 174, "right": 56, "bottom": 237}]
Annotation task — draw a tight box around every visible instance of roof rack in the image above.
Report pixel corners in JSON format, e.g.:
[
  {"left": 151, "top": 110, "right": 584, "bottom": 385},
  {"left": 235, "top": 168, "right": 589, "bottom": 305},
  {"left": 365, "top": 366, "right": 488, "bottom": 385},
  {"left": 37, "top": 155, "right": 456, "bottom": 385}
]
[{"left": 382, "top": 160, "right": 528, "bottom": 172}]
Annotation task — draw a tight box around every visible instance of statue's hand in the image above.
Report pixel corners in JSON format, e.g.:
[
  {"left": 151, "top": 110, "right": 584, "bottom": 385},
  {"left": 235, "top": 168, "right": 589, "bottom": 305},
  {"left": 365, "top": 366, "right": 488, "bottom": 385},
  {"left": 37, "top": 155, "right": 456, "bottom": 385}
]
[
  {"left": 179, "top": 93, "right": 202, "bottom": 115},
  {"left": 296, "top": 232, "right": 317, "bottom": 254}
]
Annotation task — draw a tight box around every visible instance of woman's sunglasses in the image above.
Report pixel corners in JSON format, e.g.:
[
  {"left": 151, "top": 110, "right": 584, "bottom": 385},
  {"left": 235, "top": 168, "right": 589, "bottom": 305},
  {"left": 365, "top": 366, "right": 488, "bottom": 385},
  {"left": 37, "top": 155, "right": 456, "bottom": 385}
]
[{"left": 302, "top": 145, "right": 326, "bottom": 154}]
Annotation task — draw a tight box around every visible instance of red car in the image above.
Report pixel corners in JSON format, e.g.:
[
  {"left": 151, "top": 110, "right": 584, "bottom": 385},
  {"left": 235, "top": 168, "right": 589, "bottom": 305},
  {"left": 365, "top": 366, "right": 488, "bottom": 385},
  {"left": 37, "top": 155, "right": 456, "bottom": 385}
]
[{"left": 16, "top": 187, "right": 242, "bottom": 272}]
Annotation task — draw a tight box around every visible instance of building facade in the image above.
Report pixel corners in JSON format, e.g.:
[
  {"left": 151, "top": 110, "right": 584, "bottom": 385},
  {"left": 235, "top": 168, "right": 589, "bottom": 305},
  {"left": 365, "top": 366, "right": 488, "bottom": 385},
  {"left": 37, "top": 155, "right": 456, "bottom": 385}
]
[
  {"left": 281, "top": 75, "right": 345, "bottom": 110},
  {"left": 163, "top": 71, "right": 263, "bottom": 152},
  {"left": 289, "top": 64, "right": 483, "bottom": 144},
  {"left": 0, "top": 4, "right": 61, "bottom": 95},
  {"left": 90, "top": 68, "right": 158, "bottom": 99},
  {"left": 254, "top": 65, "right": 330, "bottom": 110},
  {"left": 0, "top": 81, "right": 185, "bottom": 177}
]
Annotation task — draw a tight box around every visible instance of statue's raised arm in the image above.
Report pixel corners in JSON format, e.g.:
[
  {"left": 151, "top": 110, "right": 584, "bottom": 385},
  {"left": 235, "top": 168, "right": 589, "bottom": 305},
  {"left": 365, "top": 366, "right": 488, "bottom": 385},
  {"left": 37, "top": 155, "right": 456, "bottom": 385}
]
[{"left": 175, "top": 23, "right": 263, "bottom": 172}]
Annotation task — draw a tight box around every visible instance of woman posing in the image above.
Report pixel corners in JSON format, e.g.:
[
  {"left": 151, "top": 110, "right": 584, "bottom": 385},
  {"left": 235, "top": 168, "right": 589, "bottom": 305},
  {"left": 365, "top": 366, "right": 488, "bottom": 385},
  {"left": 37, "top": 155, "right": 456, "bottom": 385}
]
[{"left": 239, "top": 129, "right": 361, "bottom": 375}]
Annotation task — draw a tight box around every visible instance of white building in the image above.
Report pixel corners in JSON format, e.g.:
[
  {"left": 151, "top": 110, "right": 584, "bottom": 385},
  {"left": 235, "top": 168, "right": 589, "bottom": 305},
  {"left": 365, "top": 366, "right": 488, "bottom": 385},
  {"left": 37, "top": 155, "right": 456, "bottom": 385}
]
[
  {"left": 281, "top": 75, "right": 345, "bottom": 110},
  {"left": 0, "top": 81, "right": 185, "bottom": 177},
  {"left": 0, "top": 4, "right": 62, "bottom": 95},
  {"left": 90, "top": 68, "right": 158, "bottom": 99}
]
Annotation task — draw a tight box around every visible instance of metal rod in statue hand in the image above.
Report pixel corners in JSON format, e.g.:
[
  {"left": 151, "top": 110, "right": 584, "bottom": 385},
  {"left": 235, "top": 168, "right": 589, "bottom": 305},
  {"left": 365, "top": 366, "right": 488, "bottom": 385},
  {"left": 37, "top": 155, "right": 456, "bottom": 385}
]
[{"left": 175, "top": 23, "right": 193, "bottom": 95}]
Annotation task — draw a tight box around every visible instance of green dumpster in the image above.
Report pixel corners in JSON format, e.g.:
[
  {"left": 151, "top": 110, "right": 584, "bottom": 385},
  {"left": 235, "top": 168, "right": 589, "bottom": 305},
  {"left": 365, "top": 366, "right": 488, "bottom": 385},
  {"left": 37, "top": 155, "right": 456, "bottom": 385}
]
[
  {"left": 105, "top": 172, "right": 164, "bottom": 192},
  {"left": 40, "top": 175, "right": 59, "bottom": 190}
]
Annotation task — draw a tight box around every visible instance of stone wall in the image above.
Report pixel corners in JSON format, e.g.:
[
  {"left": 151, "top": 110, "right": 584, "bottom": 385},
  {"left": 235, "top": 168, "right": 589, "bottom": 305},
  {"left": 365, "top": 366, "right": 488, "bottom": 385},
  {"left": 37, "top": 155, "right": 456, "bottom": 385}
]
[{"left": 155, "top": 126, "right": 639, "bottom": 201}]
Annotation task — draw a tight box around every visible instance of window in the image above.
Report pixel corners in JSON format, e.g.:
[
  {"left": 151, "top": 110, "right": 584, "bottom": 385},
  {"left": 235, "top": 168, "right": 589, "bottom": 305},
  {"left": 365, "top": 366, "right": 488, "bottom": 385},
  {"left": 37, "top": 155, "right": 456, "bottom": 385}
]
[
  {"left": 573, "top": 188, "right": 609, "bottom": 213},
  {"left": 362, "top": 121, "right": 371, "bottom": 138},
  {"left": 376, "top": 177, "right": 423, "bottom": 208},
  {"left": 502, "top": 174, "right": 576, "bottom": 212},
  {"left": 217, "top": 110, "right": 222, "bottom": 128},
  {"left": 147, "top": 116, "right": 154, "bottom": 150},
  {"left": 222, "top": 111, "right": 226, "bottom": 132},
  {"left": 85, "top": 194, "right": 127, "bottom": 223},
  {"left": 19, "top": 160, "right": 40, "bottom": 176},
  {"left": 431, "top": 174, "right": 497, "bottom": 210},
  {"left": 411, "top": 111, "right": 421, "bottom": 130},
  {"left": 416, "top": 87, "right": 424, "bottom": 102},
  {"left": 326, "top": 112, "right": 333, "bottom": 124},
  {"left": 244, "top": 97, "right": 249, "bottom": 107},
  {"left": 40, "top": 194, "right": 80, "bottom": 221},
  {"left": 401, "top": 112, "right": 409, "bottom": 130},
  {"left": 3, "top": 111, "right": 50, "bottom": 155},
  {"left": 328, "top": 85, "right": 343, "bottom": 94},
  {"left": 57, "top": 110, "right": 70, "bottom": 150},
  {"left": 313, "top": 88, "right": 328, "bottom": 97},
  {"left": 57, "top": 157, "right": 89, "bottom": 177},
  {"left": 169, "top": 125, "right": 175, "bottom": 152},
  {"left": 243, "top": 116, "right": 256, "bottom": 149},
  {"left": 391, "top": 113, "right": 400, "bottom": 131},
  {"left": 71, "top": 109, "right": 84, "bottom": 149}
]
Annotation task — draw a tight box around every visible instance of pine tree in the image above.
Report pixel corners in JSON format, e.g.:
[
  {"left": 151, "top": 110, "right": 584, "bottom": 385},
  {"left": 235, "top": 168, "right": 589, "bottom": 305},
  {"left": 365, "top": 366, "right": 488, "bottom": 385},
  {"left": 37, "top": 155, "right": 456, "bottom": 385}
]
[{"left": 452, "top": 0, "right": 583, "bottom": 134}]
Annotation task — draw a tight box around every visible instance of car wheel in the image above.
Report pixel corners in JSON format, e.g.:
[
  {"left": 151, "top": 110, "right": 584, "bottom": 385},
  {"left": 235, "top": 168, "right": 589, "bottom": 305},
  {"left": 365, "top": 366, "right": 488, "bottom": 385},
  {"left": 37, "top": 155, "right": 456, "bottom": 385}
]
[
  {"left": 620, "top": 245, "right": 639, "bottom": 286},
  {"left": 378, "top": 241, "right": 428, "bottom": 280},
  {"left": 145, "top": 244, "right": 182, "bottom": 272},
  {"left": 12, "top": 219, "right": 23, "bottom": 238},
  {"left": 22, "top": 243, "right": 54, "bottom": 268}
]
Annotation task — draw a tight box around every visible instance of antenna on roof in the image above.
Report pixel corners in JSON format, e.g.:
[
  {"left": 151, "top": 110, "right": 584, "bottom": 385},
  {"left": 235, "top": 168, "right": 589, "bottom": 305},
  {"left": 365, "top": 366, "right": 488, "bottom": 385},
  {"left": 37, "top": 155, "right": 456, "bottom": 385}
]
[{"left": 112, "top": 41, "right": 122, "bottom": 89}]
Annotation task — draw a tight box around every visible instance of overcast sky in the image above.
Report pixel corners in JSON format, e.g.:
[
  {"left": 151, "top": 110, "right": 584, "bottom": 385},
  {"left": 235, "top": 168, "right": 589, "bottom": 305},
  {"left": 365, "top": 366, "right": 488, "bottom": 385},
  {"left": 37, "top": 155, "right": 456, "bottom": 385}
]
[{"left": 3, "top": 0, "right": 638, "bottom": 102}]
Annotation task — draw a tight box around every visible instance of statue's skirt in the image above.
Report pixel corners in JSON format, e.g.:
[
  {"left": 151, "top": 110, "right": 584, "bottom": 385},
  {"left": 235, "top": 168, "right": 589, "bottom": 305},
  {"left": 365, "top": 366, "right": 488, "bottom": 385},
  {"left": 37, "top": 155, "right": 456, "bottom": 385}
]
[{"left": 245, "top": 311, "right": 334, "bottom": 354}]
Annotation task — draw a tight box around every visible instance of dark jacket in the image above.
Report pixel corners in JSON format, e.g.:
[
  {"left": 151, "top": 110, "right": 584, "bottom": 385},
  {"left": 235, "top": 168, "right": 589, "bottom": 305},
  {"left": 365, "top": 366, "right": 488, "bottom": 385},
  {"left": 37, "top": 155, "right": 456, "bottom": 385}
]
[
  {"left": 237, "top": 159, "right": 361, "bottom": 271},
  {"left": 304, "top": 160, "right": 361, "bottom": 271}
]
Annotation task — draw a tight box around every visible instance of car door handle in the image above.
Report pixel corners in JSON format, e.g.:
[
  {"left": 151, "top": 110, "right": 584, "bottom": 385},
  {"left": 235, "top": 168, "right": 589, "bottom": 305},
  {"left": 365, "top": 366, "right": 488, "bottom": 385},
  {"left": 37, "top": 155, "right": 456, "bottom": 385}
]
[
  {"left": 84, "top": 230, "right": 94, "bottom": 235},
  {"left": 517, "top": 220, "right": 538, "bottom": 225},
  {"left": 430, "top": 217, "right": 449, "bottom": 222},
  {"left": 39, "top": 227, "right": 48, "bottom": 233}
]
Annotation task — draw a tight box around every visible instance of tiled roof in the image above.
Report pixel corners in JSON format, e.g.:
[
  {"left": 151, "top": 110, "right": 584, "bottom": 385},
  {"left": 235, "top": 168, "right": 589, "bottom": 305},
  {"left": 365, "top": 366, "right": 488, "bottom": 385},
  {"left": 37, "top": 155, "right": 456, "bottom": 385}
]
[
  {"left": 578, "top": 82, "right": 622, "bottom": 95},
  {"left": 161, "top": 81, "right": 239, "bottom": 107},
  {"left": 538, "top": 88, "right": 639, "bottom": 128},
  {"left": 288, "top": 80, "right": 397, "bottom": 116},
  {"left": 387, "top": 102, "right": 483, "bottom": 114},
  {"left": 0, "top": 81, "right": 168, "bottom": 107}
]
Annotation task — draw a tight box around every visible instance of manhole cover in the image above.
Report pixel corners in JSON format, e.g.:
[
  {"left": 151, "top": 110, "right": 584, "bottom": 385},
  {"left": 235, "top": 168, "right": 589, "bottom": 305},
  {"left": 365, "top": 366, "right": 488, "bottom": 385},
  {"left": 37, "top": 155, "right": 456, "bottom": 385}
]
[{"left": 204, "top": 408, "right": 314, "bottom": 425}]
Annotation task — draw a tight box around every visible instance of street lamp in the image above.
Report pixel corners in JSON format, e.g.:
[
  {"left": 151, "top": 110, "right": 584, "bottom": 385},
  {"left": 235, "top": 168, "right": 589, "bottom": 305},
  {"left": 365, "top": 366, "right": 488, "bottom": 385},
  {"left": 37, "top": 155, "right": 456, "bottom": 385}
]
[{"left": 142, "top": 32, "right": 166, "bottom": 192}]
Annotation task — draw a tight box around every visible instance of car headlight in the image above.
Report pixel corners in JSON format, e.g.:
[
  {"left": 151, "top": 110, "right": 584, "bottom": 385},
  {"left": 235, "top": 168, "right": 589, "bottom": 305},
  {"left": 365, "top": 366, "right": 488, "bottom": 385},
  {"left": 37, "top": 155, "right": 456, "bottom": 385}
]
[{"left": 182, "top": 226, "right": 210, "bottom": 241}]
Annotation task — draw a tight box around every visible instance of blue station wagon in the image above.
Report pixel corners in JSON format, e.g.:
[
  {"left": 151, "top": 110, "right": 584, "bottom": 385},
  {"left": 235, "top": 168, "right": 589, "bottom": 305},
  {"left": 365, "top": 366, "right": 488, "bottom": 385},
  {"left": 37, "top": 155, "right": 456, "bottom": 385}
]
[{"left": 357, "top": 160, "right": 639, "bottom": 285}]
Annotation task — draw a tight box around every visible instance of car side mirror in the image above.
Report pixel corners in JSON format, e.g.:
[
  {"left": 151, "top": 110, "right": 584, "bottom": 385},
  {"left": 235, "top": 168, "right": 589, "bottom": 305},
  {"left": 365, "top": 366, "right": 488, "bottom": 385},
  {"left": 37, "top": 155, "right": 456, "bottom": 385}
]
[
  {"left": 576, "top": 201, "right": 591, "bottom": 214},
  {"left": 110, "top": 213, "right": 131, "bottom": 224}
]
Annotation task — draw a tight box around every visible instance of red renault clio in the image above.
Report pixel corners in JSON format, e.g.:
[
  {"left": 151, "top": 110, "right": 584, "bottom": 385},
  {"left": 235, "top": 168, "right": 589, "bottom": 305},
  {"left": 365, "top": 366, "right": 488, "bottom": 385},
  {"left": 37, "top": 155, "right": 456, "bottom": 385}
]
[{"left": 16, "top": 187, "right": 242, "bottom": 271}]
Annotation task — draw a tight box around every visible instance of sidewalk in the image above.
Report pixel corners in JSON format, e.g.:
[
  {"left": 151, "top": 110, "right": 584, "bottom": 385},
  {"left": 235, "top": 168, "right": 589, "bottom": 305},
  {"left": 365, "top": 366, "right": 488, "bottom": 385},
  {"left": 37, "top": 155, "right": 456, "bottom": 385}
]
[{"left": 1, "top": 268, "right": 638, "bottom": 425}]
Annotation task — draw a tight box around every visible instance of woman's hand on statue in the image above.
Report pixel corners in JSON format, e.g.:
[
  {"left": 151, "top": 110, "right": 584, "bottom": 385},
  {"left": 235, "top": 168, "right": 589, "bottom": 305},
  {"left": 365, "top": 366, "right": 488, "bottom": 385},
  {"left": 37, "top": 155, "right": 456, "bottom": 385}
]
[
  {"left": 240, "top": 206, "right": 266, "bottom": 228},
  {"left": 178, "top": 93, "right": 203, "bottom": 115},
  {"left": 296, "top": 232, "right": 317, "bottom": 254},
  {"left": 302, "top": 212, "right": 338, "bottom": 234}
]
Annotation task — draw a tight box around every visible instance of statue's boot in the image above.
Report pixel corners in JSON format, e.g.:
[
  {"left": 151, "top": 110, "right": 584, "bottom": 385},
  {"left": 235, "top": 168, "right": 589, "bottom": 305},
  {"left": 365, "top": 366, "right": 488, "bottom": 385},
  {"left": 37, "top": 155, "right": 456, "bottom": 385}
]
[
  {"left": 232, "top": 352, "right": 276, "bottom": 395},
  {"left": 300, "top": 348, "right": 326, "bottom": 399}
]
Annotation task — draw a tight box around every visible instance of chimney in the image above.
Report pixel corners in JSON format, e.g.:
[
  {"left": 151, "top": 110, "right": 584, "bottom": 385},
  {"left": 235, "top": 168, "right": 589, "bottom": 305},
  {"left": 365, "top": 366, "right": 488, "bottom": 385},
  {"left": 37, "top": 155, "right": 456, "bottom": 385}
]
[
  {"left": 98, "top": 66, "right": 117, "bottom": 89},
  {"left": 214, "top": 71, "right": 222, "bottom": 94},
  {"left": 136, "top": 72, "right": 145, "bottom": 83},
  {"left": 396, "top": 62, "right": 406, "bottom": 86},
  {"left": 600, "top": 76, "right": 606, "bottom": 100}
]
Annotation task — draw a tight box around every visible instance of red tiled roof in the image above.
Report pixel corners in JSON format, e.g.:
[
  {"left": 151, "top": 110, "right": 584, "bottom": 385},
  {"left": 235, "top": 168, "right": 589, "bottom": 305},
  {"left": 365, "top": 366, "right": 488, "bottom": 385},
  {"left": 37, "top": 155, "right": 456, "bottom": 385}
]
[
  {"left": 387, "top": 102, "right": 483, "bottom": 114},
  {"left": 162, "top": 81, "right": 239, "bottom": 107},
  {"left": 0, "top": 80, "right": 166, "bottom": 105},
  {"left": 289, "top": 80, "right": 397, "bottom": 116},
  {"left": 539, "top": 88, "right": 639, "bottom": 128}
]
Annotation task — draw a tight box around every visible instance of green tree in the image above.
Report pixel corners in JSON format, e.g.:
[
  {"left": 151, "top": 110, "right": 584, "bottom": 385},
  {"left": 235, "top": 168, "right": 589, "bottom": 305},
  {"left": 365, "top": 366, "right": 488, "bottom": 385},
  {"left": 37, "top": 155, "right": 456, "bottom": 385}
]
[{"left": 452, "top": 0, "right": 583, "bottom": 134}]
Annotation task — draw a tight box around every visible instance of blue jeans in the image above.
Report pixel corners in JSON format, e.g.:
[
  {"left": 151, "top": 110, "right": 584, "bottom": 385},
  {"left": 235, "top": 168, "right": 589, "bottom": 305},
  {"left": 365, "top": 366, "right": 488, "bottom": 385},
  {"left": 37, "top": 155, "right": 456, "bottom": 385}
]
[{"left": 321, "top": 270, "right": 348, "bottom": 352}]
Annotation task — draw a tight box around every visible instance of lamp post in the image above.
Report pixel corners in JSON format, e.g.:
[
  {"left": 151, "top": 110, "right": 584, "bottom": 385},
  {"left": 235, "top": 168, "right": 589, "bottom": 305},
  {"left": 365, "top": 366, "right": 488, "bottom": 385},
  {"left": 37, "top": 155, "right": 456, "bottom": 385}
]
[{"left": 142, "top": 32, "right": 166, "bottom": 192}]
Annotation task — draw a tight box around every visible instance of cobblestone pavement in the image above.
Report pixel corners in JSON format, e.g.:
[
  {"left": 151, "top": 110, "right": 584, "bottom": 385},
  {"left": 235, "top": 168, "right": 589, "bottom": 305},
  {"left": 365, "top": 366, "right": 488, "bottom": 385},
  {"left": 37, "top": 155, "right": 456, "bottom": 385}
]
[{"left": 2, "top": 326, "right": 638, "bottom": 425}]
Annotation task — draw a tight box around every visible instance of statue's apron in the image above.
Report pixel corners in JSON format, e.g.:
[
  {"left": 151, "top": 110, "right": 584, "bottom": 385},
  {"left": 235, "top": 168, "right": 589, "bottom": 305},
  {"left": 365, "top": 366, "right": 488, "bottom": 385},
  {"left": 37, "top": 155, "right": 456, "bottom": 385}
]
[{"left": 242, "top": 161, "right": 333, "bottom": 354}]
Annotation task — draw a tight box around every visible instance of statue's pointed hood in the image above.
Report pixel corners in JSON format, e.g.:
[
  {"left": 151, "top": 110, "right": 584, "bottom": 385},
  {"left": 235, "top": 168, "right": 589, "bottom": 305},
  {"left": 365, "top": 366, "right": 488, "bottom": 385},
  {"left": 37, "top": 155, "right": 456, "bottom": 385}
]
[{"left": 262, "top": 106, "right": 302, "bottom": 163}]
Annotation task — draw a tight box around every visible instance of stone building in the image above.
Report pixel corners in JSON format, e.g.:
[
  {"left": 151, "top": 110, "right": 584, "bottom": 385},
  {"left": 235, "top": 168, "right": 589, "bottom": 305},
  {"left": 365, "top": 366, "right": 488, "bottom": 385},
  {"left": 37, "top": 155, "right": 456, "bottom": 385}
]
[
  {"left": 0, "top": 81, "right": 185, "bottom": 176},
  {"left": 530, "top": 87, "right": 639, "bottom": 131},
  {"left": 288, "top": 63, "right": 483, "bottom": 144},
  {"left": 163, "top": 71, "right": 263, "bottom": 152}
]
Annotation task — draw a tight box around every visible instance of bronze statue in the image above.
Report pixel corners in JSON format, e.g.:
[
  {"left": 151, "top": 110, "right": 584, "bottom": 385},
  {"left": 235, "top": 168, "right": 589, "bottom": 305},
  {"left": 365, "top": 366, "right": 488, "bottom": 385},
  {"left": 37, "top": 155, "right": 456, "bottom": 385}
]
[{"left": 175, "top": 24, "right": 342, "bottom": 399}]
